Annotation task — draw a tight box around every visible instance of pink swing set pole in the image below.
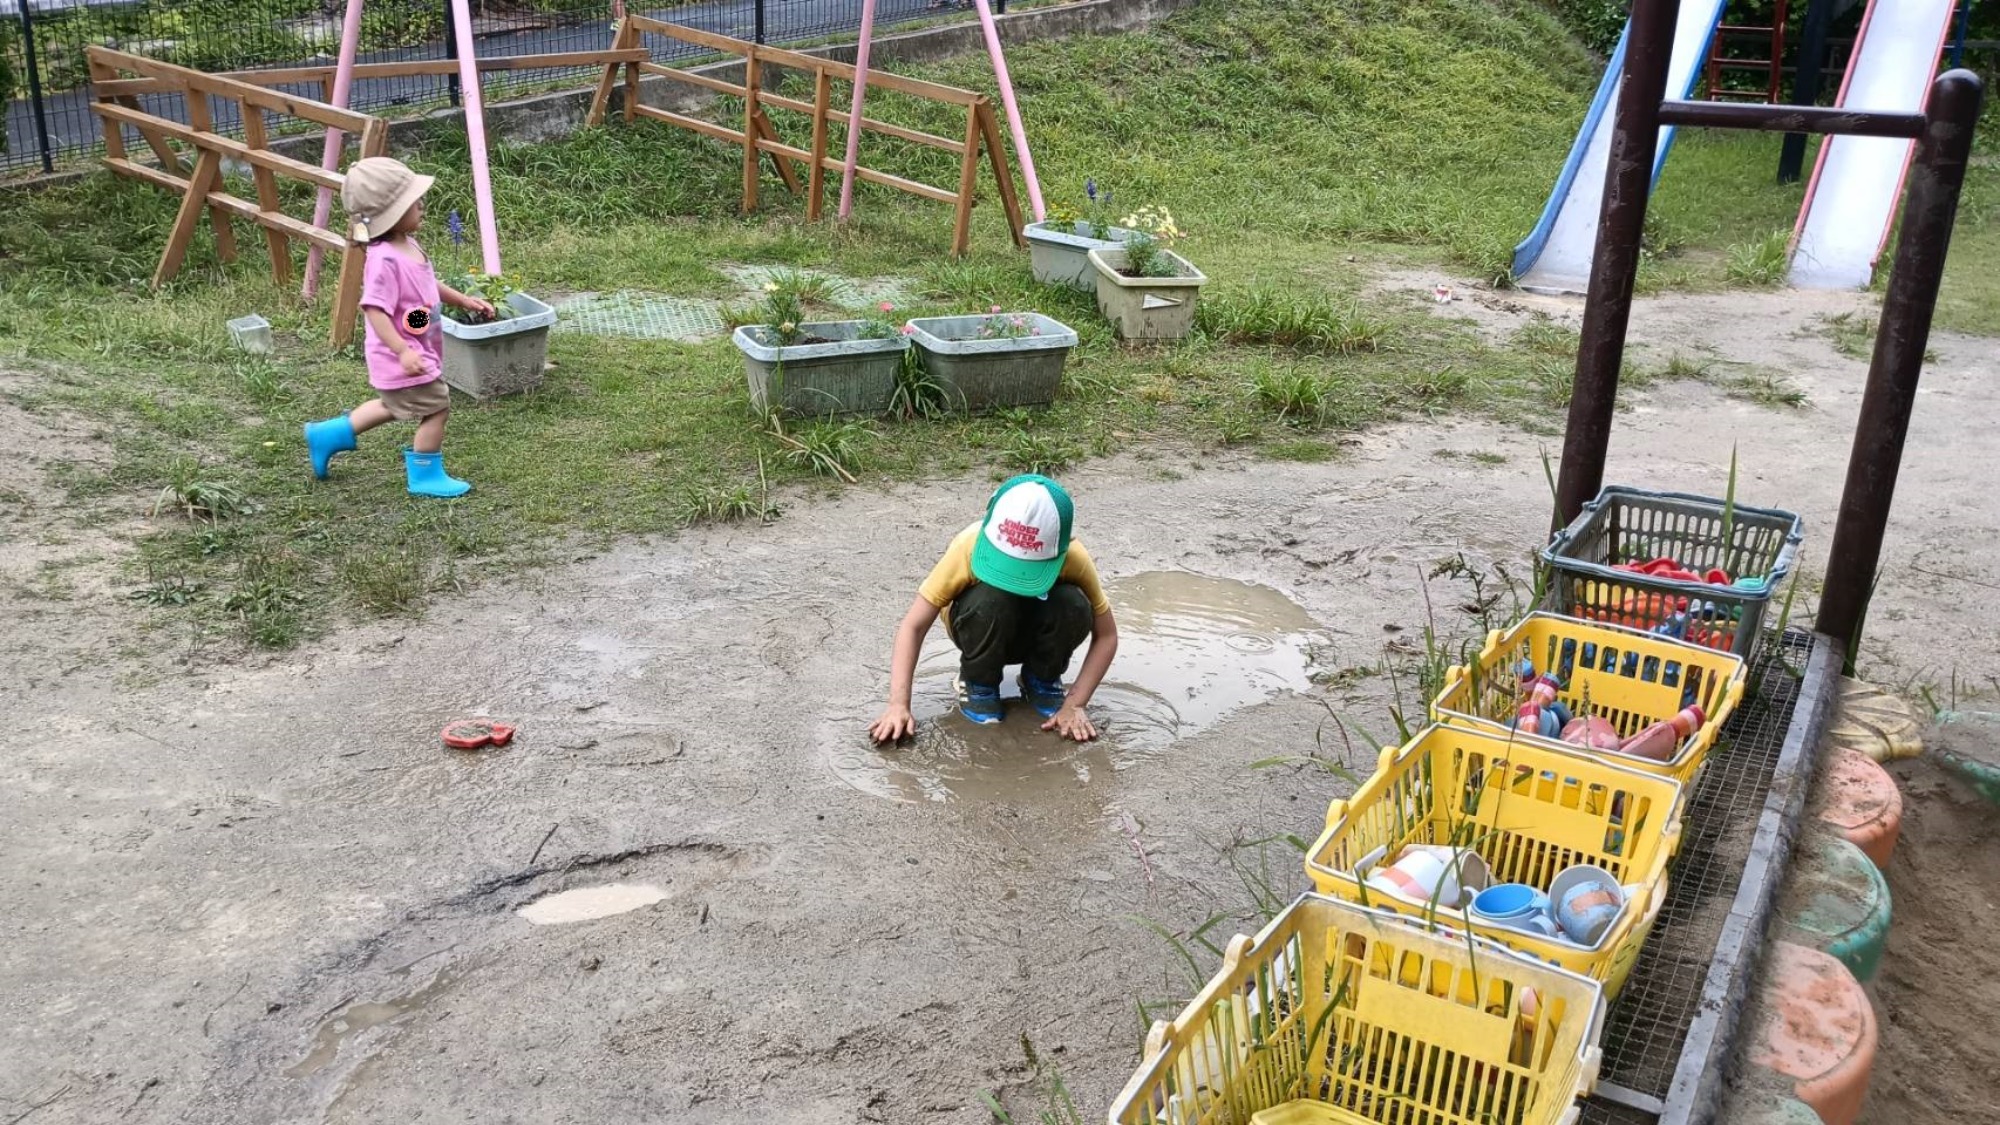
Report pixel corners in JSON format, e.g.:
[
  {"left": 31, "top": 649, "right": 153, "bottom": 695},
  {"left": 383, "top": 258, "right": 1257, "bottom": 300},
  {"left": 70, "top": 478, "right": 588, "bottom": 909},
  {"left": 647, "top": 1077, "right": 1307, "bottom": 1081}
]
[
  {"left": 300, "top": 0, "right": 367, "bottom": 299},
  {"left": 836, "top": 0, "right": 878, "bottom": 220},
  {"left": 449, "top": 0, "right": 503, "bottom": 274},
  {"left": 970, "top": 0, "right": 1043, "bottom": 221}
]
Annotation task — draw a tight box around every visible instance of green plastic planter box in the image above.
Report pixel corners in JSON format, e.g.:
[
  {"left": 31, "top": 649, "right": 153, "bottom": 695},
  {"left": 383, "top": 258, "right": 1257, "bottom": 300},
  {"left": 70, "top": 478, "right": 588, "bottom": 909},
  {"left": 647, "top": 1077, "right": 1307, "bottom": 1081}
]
[
  {"left": 440, "top": 292, "right": 557, "bottom": 399},
  {"left": 733, "top": 321, "right": 907, "bottom": 416},
  {"left": 903, "top": 313, "right": 1079, "bottom": 411}
]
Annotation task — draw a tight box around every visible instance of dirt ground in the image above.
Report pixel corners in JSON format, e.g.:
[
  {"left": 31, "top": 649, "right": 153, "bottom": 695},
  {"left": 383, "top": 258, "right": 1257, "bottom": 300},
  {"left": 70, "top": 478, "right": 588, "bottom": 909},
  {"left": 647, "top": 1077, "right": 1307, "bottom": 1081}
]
[
  {"left": 4, "top": 280, "right": 1998, "bottom": 1124},
  {"left": 1866, "top": 750, "right": 2000, "bottom": 1125}
]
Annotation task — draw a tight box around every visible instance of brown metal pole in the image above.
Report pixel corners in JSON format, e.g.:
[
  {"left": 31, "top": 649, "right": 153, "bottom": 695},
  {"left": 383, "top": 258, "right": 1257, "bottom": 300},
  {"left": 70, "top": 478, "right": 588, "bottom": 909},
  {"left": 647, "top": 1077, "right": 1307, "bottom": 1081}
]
[
  {"left": 1553, "top": 0, "right": 1682, "bottom": 527},
  {"left": 1817, "top": 69, "right": 1985, "bottom": 657}
]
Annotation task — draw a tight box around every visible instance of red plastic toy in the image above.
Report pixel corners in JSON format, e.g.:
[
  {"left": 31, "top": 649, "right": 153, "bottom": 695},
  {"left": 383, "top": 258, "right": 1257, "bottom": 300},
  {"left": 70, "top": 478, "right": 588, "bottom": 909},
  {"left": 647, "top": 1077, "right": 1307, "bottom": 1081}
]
[{"left": 442, "top": 720, "right": 515, "bottom": 750}]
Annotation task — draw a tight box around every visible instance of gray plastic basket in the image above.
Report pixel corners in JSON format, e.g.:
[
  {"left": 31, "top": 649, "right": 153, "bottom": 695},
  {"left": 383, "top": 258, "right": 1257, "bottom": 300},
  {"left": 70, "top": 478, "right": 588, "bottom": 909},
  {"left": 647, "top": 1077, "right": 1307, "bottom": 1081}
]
[{"left": 1541, "top": 486, "right": 1805, "bottom": 658}]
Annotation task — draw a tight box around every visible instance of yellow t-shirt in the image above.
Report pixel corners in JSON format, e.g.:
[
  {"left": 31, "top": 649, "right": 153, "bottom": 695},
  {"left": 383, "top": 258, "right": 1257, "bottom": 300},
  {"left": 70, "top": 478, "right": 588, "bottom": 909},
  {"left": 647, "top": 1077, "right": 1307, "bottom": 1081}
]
[{"left": 918, "top": 521, "right": 1112, "bottom": 619}]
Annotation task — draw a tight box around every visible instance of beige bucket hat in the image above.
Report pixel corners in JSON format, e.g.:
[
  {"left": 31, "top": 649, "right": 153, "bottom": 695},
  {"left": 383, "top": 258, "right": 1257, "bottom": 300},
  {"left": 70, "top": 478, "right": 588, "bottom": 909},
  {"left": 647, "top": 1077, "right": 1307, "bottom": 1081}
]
[{"left": 342, "top": 156, "right": 436, "bottom": 243}]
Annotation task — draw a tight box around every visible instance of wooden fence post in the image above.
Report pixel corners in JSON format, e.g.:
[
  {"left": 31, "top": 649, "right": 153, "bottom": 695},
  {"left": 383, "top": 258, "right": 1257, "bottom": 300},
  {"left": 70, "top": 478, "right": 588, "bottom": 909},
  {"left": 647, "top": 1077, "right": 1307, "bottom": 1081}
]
[
  {"left": 239, "top": 105, "right": 293, "bottom": 285},
  {"left": 741, "top": 47, "right": 762, "bottom": 214},
  {"left": 951, "top": 104, "right": 982, "bottom": 257},
  {"left": 806, "top": 67, "right": 831, "bottom": 221}
]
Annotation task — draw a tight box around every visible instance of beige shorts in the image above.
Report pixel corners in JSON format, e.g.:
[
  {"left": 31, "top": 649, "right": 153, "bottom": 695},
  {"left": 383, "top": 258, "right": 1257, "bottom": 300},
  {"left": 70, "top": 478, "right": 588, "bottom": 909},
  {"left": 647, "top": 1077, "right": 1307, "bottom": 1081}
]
[{"left": 378, "top": 378, "right": 450, "bottom": 421}]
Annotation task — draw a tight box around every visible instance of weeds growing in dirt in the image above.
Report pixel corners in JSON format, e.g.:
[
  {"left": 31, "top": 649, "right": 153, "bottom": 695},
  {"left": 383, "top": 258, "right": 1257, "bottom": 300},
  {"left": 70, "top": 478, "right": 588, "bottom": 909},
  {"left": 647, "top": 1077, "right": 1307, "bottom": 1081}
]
[
  {"left": 1001, "top": 427, "right": 1080, "bottom": 475},
  {"left": 1198, "top": 287, "right": 1390, "bottom": 354},
  {"left": 979, "top": 1036, "right": 1083, "bottom": 1125},
  {"left": 152, "top": 458, "right": 252, "bottom": 522},
  {"left": 1725, "top": 229, "right": 1792, "bottom": 287},
  {"left": 674, "top": 461, "right": 779, "bottom": 528},
  {"left": 338, "top": 546, "right": 428, "bottom": 615}
]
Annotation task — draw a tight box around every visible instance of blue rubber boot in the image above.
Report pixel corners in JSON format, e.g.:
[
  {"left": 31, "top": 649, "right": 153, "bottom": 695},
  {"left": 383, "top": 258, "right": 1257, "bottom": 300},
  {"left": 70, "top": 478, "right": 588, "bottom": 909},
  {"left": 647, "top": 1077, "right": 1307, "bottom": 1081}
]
[
  {"left": 404, "top": 448, "right": 472, "bottom": 498},
  {"left": 1019, "top": 674, "right": 1068, "bottom": 719},
  {"left": 303, "top": 415, "right": 357, "bottom": 480},
  {"left": 955, "top": 679, "right": 1004, "bottom": 725}
]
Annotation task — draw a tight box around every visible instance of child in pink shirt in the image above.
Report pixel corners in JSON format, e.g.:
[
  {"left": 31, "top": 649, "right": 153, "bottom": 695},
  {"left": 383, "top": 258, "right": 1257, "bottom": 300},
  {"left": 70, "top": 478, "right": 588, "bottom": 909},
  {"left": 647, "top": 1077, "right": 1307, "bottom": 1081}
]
[{"left": 303, "top": 157, "right": 493, "bottom": 497}]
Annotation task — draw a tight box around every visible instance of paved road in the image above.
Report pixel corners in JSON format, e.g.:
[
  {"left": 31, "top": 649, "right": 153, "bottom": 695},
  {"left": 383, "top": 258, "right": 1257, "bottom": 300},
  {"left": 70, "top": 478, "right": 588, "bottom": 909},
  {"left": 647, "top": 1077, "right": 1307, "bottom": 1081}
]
[{"left": 2, "top": 0, "right": 962, "bottom": 173}]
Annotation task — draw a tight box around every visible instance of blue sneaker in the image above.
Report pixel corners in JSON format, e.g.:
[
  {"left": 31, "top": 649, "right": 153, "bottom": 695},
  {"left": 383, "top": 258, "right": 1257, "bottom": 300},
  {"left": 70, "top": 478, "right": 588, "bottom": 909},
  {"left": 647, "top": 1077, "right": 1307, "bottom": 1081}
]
[
  {"left": 955, "top": 679, "right": 1004, "bottom": 725},
  {"left": 1020, "top": 673, "right": 1067, "bottom": 719}
]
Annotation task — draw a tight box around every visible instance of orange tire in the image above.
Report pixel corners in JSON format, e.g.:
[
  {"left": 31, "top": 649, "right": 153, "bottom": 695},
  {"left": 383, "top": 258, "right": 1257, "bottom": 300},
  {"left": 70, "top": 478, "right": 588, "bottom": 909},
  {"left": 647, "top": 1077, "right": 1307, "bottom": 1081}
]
[
  {"left": 1811, "top": 746, "right": 1904, "bottom": 868},
  {"left": 1748, "top": 942, "right": 1878, "bottom": 1125}
]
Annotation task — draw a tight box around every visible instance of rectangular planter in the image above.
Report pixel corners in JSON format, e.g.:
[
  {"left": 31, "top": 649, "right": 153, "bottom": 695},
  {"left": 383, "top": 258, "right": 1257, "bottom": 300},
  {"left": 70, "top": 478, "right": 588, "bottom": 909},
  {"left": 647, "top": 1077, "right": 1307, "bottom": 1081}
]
[
  {"left": 1024, "top": 220, "right": 1141, "bottom": 291},
  {"left": 904, "top": 313, "right": 1079, "bottom": 411},
  {"left": 733, "top": 321, "right": 907, "bottom": 416},
  {"left": 440, "top": 292, "right": 557, "bottom": 399},
  {"left": 1088, "top": 246, "right": 1207, "bottom": 342}
]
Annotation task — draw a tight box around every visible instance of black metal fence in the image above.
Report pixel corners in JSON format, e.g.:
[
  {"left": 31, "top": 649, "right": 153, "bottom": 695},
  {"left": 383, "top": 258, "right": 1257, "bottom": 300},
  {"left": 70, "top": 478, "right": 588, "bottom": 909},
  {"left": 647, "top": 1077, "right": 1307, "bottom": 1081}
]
[{"left": 1, "top": 0, "right": 1004, "bottom": 175}]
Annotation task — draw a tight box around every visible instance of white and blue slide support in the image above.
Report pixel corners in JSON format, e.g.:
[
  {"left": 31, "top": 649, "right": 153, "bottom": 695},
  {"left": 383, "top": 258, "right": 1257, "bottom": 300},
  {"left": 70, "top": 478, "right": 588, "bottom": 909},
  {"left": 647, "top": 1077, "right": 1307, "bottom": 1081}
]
[{"left": 1510, "top": 0, "right": 1730, "bottom": 295}]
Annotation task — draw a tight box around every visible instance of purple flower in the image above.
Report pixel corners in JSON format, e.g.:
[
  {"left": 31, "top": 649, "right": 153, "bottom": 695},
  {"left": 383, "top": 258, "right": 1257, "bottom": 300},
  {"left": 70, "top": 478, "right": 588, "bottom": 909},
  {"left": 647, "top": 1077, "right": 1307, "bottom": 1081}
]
[
  {"left": 447, "top": 209, "right": 466, "bottom": 246},
  {"left": 1085, "top": 178, "right": 1097, "bottom": 202}
]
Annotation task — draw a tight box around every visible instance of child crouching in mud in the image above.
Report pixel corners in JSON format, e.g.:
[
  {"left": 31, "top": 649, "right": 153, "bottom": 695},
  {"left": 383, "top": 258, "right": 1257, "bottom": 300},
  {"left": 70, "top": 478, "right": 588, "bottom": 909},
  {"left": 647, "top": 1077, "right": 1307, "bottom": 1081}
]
[{"left": 870, "top": 475, "right": 1119, "bottom": 743}]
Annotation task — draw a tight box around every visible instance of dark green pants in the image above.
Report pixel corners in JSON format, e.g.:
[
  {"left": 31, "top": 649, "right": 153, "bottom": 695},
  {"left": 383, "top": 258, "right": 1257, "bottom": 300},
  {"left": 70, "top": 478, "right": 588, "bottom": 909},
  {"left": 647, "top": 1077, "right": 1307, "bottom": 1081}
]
[{"left": 948, "top": 581, "right": 1093, "bottom": 686}]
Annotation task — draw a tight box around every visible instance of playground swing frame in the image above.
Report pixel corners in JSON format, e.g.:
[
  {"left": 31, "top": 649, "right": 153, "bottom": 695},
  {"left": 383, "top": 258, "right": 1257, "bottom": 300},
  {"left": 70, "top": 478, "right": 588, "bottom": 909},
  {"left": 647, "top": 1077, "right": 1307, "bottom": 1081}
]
[{"left": 1553, "top": 6, "right": 1979, "bottom": 1113}]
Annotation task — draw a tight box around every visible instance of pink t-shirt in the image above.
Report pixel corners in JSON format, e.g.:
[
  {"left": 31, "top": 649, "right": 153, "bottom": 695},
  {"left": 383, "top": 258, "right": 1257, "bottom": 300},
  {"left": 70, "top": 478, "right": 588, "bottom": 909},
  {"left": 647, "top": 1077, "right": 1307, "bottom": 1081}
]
[{"left": 359, "top": 240, "right": 444, "bottom": 391}]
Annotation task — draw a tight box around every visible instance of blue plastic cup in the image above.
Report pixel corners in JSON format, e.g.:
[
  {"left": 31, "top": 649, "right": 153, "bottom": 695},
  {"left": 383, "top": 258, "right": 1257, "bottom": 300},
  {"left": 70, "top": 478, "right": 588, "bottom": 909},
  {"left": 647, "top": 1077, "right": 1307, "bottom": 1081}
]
[{"left": 1471, "top": 883, "right": 1543, "bottom": 924}]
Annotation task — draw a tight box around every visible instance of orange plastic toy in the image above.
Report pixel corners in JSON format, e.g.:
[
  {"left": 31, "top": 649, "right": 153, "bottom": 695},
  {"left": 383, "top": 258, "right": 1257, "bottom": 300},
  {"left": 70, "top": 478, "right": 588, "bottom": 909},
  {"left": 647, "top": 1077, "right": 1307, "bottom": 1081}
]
[
  {"left": 1747, "top": 942, "right": 1878, "bottom": 1125},
  {"left": 1810, "top": 746, "right": 1904, "bottom": 868}
]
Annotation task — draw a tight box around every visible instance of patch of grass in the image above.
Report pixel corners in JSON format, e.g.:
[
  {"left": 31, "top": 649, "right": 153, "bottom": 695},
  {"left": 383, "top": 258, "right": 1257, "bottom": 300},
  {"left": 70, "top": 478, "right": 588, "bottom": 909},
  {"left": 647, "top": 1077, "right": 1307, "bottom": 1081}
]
[
  {"left": 1723, "top": 369, "right": 1809, "bottom": 408},
  {"left": 1725, "top": 229, "right": 1792, "bottom": 287},
  {"left": 1824, "top": 311, "right": 1873, "bottom": 358},
  {"left": 1250, "top": 365, "right": 1334, "bottom": 425},
  {"left": 1531, "top": 358, "right": 1575, "bottom": 408},
  {"left": 1197, "top": 287, "right": 1390, "bottom": 354},
  {"left": 674, "top": 463, "right": 779, "bottom": 528},
  {"left": 1660, "top": 352, "right": 1715, "bottom": 381},
  {"left": 338, "top": 546, "right": 428, "bottom": 615},
  {"left": 151, "top": 457, "right": 253, "bottom": 522},
  {"left": 1000, "top": 425, "right": 1083, "bottom": 475}
]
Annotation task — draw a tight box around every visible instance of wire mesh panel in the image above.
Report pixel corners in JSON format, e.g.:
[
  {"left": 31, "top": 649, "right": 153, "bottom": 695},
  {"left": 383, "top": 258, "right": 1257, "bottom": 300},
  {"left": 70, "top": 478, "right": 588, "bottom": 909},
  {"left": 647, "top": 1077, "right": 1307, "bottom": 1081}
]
[{"left": 2, "top": 0, "right": 1001, "bottom": 174}]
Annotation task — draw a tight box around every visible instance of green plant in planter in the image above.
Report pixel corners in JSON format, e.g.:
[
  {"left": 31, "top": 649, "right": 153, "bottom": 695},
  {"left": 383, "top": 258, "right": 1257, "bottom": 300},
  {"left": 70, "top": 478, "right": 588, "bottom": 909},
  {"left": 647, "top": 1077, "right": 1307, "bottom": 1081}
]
[
  {"left": 1118, "top": 204, "right": 1185, "bottom": 278},
  {"left": 439, "top": 211, "right": 524, "bottom": 324},
  {"left": 753, "top": 280, "right": 806, "bottom": 347},
  {"left": 974, "top": 306, "right": 1045, "bottom": 340},
  {"left": 441, "top": 270, "right": 524, "bottom": 324},
  {"left": 856, "top": 301, "right": 902, "bottom": 340},
  {"left": 1083, "top": 177, "right": 1117, "bottom": 239}
]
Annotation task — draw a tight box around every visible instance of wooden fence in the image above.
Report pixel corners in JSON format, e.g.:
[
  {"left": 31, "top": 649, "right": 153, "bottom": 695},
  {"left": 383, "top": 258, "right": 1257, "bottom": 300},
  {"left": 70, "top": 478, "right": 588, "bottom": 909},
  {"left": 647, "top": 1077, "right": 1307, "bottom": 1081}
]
[
  {"left": 86, "top": 48, "right": 393, "bottom": 347},
  {"left": 588, "top": 17, "right": 1025, "bottom": 256}
]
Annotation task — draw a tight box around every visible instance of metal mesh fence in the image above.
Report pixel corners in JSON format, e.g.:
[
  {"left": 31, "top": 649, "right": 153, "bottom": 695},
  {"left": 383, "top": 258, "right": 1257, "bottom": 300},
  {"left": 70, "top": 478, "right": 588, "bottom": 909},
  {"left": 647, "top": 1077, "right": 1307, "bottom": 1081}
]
[{"left": 1, "top": 0, "right": 1004, "bottom": 174}]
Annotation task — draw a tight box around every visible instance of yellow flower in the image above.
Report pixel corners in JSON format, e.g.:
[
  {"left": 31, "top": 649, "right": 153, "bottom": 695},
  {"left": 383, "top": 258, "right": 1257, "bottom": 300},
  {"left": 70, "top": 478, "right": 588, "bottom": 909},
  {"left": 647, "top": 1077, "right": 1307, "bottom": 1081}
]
[{"left": 763, "top": 282, "right": 780, "bottom": 293}]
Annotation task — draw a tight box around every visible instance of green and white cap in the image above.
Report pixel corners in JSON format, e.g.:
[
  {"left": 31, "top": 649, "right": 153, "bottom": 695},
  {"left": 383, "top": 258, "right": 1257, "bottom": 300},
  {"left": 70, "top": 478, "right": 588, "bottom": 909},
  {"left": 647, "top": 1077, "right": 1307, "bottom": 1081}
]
[{"left": 970, "top": 474, "right": 1075, "bottom": 597}]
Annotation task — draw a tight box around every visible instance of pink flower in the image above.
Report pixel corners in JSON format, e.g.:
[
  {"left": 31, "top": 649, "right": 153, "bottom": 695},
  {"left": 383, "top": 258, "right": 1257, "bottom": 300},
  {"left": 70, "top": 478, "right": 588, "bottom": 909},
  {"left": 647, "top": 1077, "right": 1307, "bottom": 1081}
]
[
  {"left": 899, "top": 324, "right": 916, "bottom": 335},
  {"left": 879, "top": 301, "right": 894, "bottom": 312},
  {"left": 989, "top": 305, "right": 1002, "bottom": 314}
]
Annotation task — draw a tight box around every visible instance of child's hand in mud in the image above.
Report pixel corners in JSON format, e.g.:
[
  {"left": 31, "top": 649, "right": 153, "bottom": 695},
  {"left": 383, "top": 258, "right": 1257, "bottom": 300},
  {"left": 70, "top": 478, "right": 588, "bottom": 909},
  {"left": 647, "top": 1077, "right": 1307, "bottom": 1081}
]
[
  {"left": 1042, "top": 704, "right": 1098, "bottom": 742},
  {"left": 869, "top": 705, "right": 916, "bottom": 744}
]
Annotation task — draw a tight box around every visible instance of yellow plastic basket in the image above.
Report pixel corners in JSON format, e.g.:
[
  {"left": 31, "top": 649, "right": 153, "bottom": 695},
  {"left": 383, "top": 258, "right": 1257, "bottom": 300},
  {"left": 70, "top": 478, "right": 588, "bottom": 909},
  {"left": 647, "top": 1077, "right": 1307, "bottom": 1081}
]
[
  {"left": 1108, "top": 893, "right": 1605, "bottom": 1125},
  {"left": 1304, "top": 725, "right": 1683, "bottom": 997},
  {"left": 1433, "top": 613, "right": 1747, "bottom": 785}
]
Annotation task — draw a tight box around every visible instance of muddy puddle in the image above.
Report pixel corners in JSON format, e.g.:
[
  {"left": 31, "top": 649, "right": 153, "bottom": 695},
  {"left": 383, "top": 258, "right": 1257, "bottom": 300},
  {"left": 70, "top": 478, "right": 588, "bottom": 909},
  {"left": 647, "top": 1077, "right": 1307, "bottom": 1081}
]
[
  {"left": 516, "top": 882, "right": 670, "bottom": 925},
  {"left": 824, "top": 572, "right": 1326, "bottom": 803},
  {"left": 286, "top": 967, "right": 457, "bottom": 1079}
]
